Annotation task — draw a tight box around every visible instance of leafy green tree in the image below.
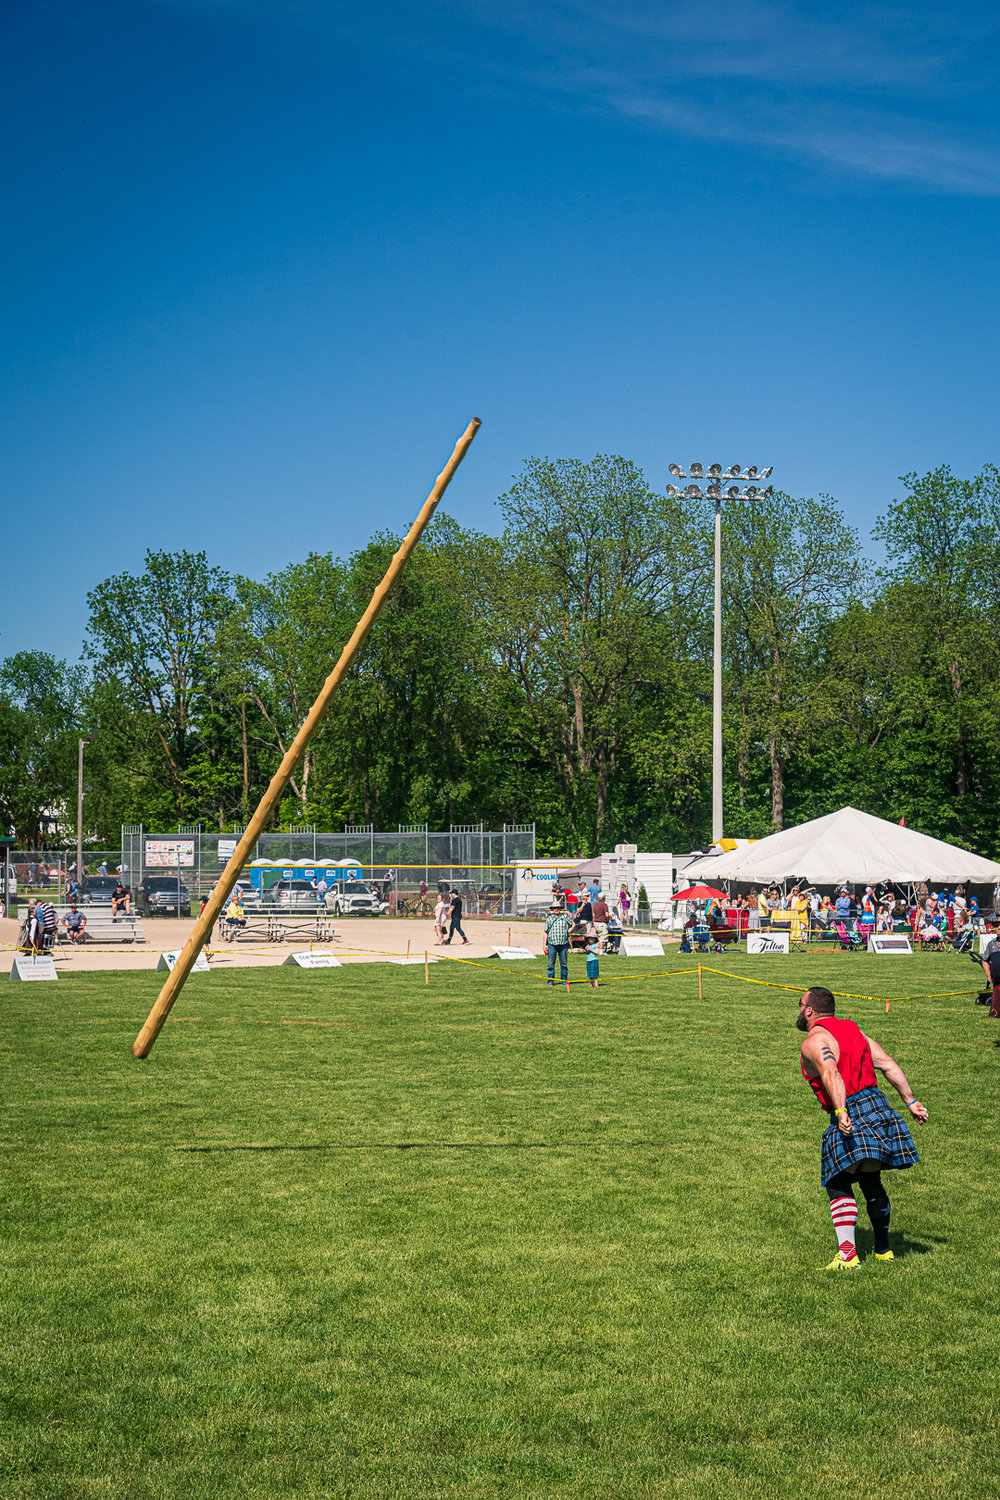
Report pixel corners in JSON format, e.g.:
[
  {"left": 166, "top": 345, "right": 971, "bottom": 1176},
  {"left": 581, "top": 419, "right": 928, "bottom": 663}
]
[
  {"left": 879, "top": 465, "right": 1000, "bottom": 833},
  {"left": 476, "top": 455, "right": 712, "bottom": 852},
  {"left": 721, "top": 490, "right": 864, "bottom": 829},
  {"left": 0, "top": 653, "right": 83, "bottom": 844},
  {"left": 85, "top": 550, "right": 236, "bottom": 822}
]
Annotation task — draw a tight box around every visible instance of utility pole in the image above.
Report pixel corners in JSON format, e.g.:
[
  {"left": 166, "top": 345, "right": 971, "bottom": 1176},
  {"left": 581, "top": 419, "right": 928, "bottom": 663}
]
[
  {"left": 667, "top": 463, "right": 774, "bottom": 844},
  {"left": 77, "top": 731, "right": 97, "bottom": 888}
]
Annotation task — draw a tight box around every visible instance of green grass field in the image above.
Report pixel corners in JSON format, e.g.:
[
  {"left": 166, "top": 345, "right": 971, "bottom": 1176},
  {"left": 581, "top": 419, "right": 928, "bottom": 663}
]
[{"left": 2, "top": 951, "right": 998, "bottom": 1498}]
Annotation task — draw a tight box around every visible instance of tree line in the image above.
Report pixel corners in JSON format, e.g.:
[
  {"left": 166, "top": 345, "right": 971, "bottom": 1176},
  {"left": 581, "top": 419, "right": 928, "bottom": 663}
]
[{"left": 3, "top": 457, "right": 1000, "bottom": 859}]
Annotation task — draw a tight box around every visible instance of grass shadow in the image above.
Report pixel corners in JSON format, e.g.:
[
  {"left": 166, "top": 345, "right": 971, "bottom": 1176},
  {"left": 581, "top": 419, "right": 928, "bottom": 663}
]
[
  {"left": 856, "top": 1227, "right": 941, "bottom": 1258},
  {"left": 174, "top": 1139, "right": 675, "bottom": 1153}
]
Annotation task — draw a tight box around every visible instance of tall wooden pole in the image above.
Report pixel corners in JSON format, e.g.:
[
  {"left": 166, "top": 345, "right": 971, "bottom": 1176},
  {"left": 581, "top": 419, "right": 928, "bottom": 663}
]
[{"left": 133, "top": 419, "right": 481, "bottom": 1058}]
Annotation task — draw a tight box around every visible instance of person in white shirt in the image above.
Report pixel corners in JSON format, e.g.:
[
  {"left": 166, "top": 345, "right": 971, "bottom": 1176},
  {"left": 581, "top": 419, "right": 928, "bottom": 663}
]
[{"left": 433, "top": 894, "right": 448, "bottom": 946}]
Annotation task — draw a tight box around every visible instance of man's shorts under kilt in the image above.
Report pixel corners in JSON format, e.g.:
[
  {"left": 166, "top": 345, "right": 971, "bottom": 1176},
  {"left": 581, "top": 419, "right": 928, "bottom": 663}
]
[{"left": 820, "top": 1085, "right": 920, "bottom": 1185}]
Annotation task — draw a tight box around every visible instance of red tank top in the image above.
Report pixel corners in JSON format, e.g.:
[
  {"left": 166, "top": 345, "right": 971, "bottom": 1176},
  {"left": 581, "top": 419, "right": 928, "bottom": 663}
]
[{"left": 802, "top": 1015, "right": 877, "bottom": 1109}]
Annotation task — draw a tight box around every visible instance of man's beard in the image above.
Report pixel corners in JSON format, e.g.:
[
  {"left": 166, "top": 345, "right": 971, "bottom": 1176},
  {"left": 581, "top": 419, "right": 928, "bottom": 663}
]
[{"left": 795, "top": 1012, "right": 809, "bottom": 1031}]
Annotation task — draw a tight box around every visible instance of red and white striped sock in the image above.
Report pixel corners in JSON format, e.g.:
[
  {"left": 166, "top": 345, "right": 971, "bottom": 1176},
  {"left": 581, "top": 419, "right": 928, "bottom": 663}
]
[{"left": 829, "top": 1194, "right": 858, "bottom": 1258}]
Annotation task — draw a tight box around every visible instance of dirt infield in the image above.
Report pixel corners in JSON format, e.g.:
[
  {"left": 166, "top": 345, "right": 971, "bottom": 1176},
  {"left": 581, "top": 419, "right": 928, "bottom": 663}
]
[{"left": 0, "top": 913, "right": 550, "bottom": 975}]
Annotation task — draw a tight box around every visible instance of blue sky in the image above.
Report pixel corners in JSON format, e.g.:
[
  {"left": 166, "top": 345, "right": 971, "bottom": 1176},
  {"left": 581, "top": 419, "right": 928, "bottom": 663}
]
[{"left": 3, "top": 0, "right": 1000, "bottom": 660}]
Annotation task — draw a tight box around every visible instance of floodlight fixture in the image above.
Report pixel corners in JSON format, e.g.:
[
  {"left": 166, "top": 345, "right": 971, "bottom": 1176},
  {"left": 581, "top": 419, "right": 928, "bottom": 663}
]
[{"left": 667, "top": 455, "right": 776, "bottom": 847}]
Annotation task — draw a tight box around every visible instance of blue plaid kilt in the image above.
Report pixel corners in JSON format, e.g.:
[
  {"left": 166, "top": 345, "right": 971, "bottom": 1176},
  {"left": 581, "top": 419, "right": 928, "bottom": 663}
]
[{"left": 819, "top": 1085, "right": 920, "bottom": 1185}]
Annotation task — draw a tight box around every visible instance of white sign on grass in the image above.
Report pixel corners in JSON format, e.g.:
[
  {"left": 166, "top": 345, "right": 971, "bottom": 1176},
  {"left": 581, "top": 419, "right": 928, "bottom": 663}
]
[
  {"left": 747, "top": 932, "right": 790, "bottom": 955},
  {"left": 620, "top": 935, "right": 665, "bottom": 957},
  {"left": 10, "top": 955, "right": 58, "bottom": 982},
  {"left": 157, "top": 950, "right": 211, "bottom": 973},
  {"left": 392, "top": 956, "right": 441, "bottom": 965},
  {"left": 867, "top": 935, "right": 913, "bottom": 955},
  {"left": 283, "top": 951, "right": 342, "bottom": 968},
  {"left": 491, "top": 946, "right": 535, "bottom": 960}
]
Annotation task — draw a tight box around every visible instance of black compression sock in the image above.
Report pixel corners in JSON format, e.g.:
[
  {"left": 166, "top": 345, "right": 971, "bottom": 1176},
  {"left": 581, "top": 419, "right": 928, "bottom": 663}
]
[
  {"left": 825, "top": 1170, "right": 856, "bottom": 1200},
  {"left": 858, "top": 1172, "right": 891, "bottom": 1254}
]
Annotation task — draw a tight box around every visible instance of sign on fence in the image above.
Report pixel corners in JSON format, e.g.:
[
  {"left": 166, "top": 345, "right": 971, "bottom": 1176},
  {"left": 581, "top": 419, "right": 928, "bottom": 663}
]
[
  {"left": 9, "top": 955, "right": 58, "bottom": 982},
  {"left": 867, "top": 935, "right": 913, "bottom": 955},
  {"left": 283, "top": 951, "right": 342, "bottom": 968},
  {"left": 157, "top": 950, "right": 210, "bottom": 973},
  {"left": 490, "top": 946, "right": 535, "bottom": 960},
  {"left": 146, "top": 839, "right": 195, "bottom": 868},
  {"left": 619, "top": 935, "right": 665, "bottom": 957},
  {"left": 217, "top": 838, "right": 237, "bottom": 865},
  {"left": 747, "top": 932, "right": 790, "bottom": 955}
]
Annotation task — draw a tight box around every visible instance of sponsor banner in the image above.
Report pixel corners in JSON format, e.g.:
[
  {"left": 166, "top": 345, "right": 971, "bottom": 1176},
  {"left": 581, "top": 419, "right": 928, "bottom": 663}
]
[
  {"left": 146, "top": 839, "right": 195, "bottom": 868},
  {"left": 217, "top": 838, "right": 237, "bottom": 865},
  {"left": 392, "top": 956, "right": 441, "bottom": 965},
  {"left": 10, "top": 955, "right": 58, "bottom": 982},
  {"left": 747, "top": 932, "right": 790, "bottom": 955},
  {"left": 283, "top": 951, "right": 342, "bottom": 968},
  {"left": 619, "top": 935, "right": 666, "bottom": 957},
  {"left": 157, "top": 950, "right": 211, "bottom": 973},
  {"left": 867, "top": 935, "right": 913, "bottom": 955},
  {"left": 490, "top": 946, "right": 536, "bottom": 960}
]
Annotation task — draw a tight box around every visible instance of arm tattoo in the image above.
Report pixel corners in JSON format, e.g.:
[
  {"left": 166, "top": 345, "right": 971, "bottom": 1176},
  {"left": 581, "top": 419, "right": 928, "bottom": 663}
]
[{"left": 820, "top": 1047, "right": 837, "bottom": 1063}]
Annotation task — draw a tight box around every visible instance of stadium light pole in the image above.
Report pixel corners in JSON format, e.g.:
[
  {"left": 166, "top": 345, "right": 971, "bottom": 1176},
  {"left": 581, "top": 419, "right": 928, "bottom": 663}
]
[
  {"left": 667, "top": 463, "right": 774, "bottom": 844},
  {"left": 76, "top": 730, "right": 97, "bottom": 890}
]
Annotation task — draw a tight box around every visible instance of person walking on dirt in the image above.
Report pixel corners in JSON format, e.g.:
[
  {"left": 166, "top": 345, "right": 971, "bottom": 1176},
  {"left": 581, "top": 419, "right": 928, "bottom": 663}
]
[
  {"left": 444, "top": 889, "right": 468, "bottom": 945},
  {"left": 797, "top": 986, "right": 927, "bottom": 1271}
]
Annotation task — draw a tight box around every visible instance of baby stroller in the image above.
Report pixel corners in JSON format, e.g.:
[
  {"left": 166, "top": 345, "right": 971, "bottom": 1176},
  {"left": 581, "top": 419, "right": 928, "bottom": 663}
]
[{"left": 949, "top": 925, "right": 975, "bottom": 954}]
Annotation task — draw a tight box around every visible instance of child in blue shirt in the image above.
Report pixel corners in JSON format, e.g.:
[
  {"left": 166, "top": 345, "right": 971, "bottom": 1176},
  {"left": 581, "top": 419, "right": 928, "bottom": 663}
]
[{"left": 585, "top": 930, "right": 600, "bottom": 989}]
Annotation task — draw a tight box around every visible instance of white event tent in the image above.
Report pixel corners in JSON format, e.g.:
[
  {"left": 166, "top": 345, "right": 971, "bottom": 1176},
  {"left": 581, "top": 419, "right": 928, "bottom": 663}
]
[{"left": 685, "top": 806, "right": 1000, "bottom": 888}]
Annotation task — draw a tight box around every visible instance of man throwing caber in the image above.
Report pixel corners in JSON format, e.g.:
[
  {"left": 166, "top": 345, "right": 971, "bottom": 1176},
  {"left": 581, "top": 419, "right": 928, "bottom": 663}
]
[
  {"left": 797, "top": 987, "right": 928, "bottom": 1270},
  {"left": 976, "top": 938, "right": 1000, "bottom": 1017}
]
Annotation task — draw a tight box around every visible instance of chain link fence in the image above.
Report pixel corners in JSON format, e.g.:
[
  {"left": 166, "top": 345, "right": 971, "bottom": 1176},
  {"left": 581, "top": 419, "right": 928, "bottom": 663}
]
[{"left": 2, "top": 824, "right": 536, "bottom": 920}]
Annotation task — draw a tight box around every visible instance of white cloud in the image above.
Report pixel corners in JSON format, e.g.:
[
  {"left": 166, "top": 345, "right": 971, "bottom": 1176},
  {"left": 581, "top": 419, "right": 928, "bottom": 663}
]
[{"left": 156, "top": 0, "right": 1000, "bottom": 193}]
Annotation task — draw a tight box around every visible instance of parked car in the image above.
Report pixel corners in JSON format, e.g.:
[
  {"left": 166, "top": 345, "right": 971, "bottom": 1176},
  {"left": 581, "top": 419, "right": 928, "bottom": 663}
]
[
  {"left": 267, "top": 879, "right": 321, "bottom": 913},
  {"left": 80, "top": 875, "right": 120, "bottom": 908},
  {"left": 136, "top": 876, "right": 192, "bottom": 917},
  {"left": 326, "top": 880, "right": 386, "bottom": 917}
]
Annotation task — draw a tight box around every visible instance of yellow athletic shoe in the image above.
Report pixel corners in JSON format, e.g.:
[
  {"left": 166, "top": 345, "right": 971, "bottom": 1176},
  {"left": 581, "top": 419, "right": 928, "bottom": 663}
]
[
  {"left": 825, "top": 1251, "right": 862, "bottom": 1271},
  {"left": 873, "top": 1250, "right": 895, "bottom": 1261}
]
